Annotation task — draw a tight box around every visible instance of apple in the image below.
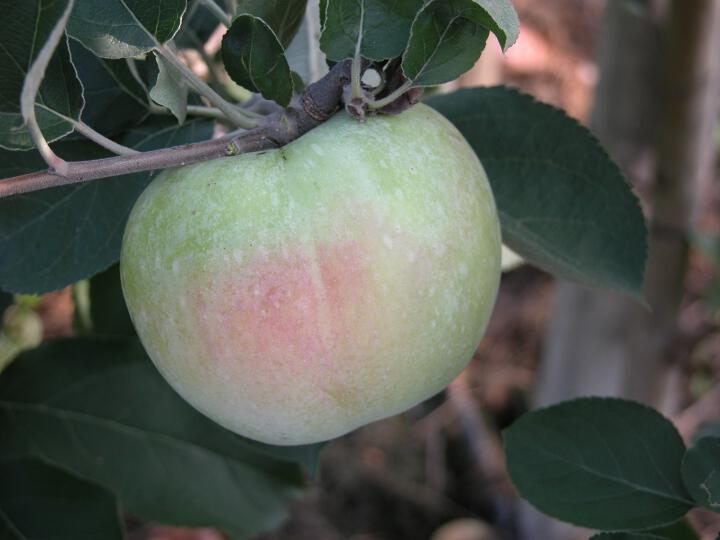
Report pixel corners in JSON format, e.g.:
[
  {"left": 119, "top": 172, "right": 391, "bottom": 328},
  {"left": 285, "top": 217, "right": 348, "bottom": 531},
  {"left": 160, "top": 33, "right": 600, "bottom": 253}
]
[{"left": 120, "top": 104, "right": 501, "bottom": 446}]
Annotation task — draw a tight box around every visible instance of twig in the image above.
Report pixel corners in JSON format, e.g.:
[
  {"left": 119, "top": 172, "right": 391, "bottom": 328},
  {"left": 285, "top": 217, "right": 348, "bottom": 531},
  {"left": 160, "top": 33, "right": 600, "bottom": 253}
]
[
  {"left": 69, "top": 119, "right": 140, "bottom": 156},
  {"left": 674, "top": 383, "right": 720, "bottom": 444},
  {"left": 0, "top": 60, "right": 353, "bottom": 198},
  {"left": 20, "top": 0, "right": 76, "bottom": 176},
  {"left": 155, "top": 44, "right": 257, "bottom": 128}
]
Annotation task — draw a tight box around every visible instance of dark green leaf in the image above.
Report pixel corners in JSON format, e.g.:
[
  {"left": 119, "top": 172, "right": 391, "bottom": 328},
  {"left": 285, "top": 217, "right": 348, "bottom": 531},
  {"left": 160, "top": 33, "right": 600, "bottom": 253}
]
[
  {"left": 402, "top": 0, "right": 490, "bottom": 86},
  {"left": 682, "top": 437, "right": 720, "bottom": 511},
  {"left": 0, "top": 1, "right": 83, "bottom": 150},
  {"left": 0, "top": 118, "right": 214, "bottom": 294},
  {"left": 237, "top": 0, "right": 309, "bottom": 47},
  {"left": 68, "top": 0, "right": 187, "bottom": 58},
  {"left": 0, "top": 337, "right": 320, "bottom": 537},
  {"left": 68, "top": 39, "right": 149, "bottom": 136},
  {"left": 150, "top": 53, "right": 189, "bottom": 124},
  {"left": 469, "top": 0, "right": 519, "bottom": 51},
  {"left": 222, "top": 15, "right": 294, "bottom": 106},
  {"left": 590, "top": 535, "right": 666, "bottom": 540},
  {"left": 504, "top": 397, "right": 693, "bottom": 531},
  {"left": 650, "top": 520, "right": 701, "bottom": 540},
  {"left": 320, "top": 0, "right": 424, "bottom": 62},
  {"left": 0, "top": 292, "right": 12, "bottom": 317},
  {"left": 0, "top": 456, "right": 123, "bottom": 540},
  {"left": 88, "top": 264, "right": 135, "bottom": 337},
  {"left": 428, "top": 87, "right": 648, "bottom": 298}
]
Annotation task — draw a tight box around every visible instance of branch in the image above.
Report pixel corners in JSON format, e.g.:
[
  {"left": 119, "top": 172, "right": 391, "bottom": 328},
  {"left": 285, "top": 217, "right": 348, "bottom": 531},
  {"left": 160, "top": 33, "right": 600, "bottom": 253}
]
[{"left": 0, "top": 60, "right": 353, "bottom": 198}]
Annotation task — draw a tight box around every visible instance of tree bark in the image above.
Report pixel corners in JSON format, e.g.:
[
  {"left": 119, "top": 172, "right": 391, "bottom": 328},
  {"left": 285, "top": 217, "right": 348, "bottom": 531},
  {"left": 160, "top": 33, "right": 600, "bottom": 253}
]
[{"left": 522, "top": 1, "right": 720, "bottom": 539}]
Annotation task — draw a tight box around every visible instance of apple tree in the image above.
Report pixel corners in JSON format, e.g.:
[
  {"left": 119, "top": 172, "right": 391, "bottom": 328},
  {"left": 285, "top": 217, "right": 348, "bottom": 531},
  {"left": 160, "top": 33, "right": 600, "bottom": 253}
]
[{"left": 0, "top": 0, "right": 717, "bottom": 539}]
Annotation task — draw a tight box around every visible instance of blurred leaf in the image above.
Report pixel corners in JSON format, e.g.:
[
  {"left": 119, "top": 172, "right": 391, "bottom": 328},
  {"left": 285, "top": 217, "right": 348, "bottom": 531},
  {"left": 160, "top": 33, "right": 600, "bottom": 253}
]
[
  {"left": 0, "top": 337, "right": 320, "bottom": 537},
  {"left": 0, "top": 0, "right": 83, "bottom": 150},
  {"left": 320, "top": 0, "right": 423, "bottom": 62},
  {"left": 590, "top": 535, "right": 665, "bottom": 540},
  {"left": 403, "top": 0, "right": 492, "bottom": 86},
  {"left": 650, "top": 520, "right": 701, "bottom": 540},
  {"left": 0, "top": 118, "right": 214, "bottom": 294},
  {"left": 238, "top": 0, "right": 309, "bottom": 47},
  {"left": 504, "top": 398, "right": 693, "bottom": 531},
  {"left": 67, "top": 0, "right": 187, "bottom": 58},
  {"left": 428, "top": 87, "right": 648, "bottom": 299},
  {"left": 0, "top": 292, "right": 12, "bottom": 317},
  {"left": 682, "top": 437, "right": 720, "bottom": 512},
  {"left": 222, "top": 14, "right": 294, "bottom": 106},
  {"left": 176, "top": 0, "right": 225, "bottom": 48},
  {"left": 696, "top": 422, "right": 720, "bottom": 442},
  {"left": 0, "top": 456, "right": 123, "bottom": 540},
  {"left": 88, "top": 264, "right": 135, "bottom": 337},
  {"left": 68, "top": 39, "right": 149, "bottom": 136},
  {"left": 150, "top": 53, "right": 189, "bottom": 124}
]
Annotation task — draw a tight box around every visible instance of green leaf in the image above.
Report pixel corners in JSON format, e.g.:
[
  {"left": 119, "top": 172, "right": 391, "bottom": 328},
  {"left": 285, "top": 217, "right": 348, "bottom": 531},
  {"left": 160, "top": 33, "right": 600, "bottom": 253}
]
[
  {"left": 0, "top": 456, "right": 123, "bottom": 540},
  {"left": 590, "top": 535, "right": 666, "bottom": 540},
  {"left": 150, "top": 53, "right": 189, "bottom": 124},
  {"left": 0, "top": 337, "right": 320, "bottom": 537},
  {"left": 0, "top": 118, "right": 214, "bottom": 294},
  {"left": 401, "top": 0, "right": 518, "bottom": 85},
  {"left": 428, "top": 87, "right": 648, "bottom": 298},
  {"left": 237, "top": 0, "right": 309, "bottom": 48},
  {"left": 320, "top": 0, "right": 424, "bottom": 62},
  {"left": 650, "top": 520, "right": 701, "bottom": 540},
  {"left": 402, "top": 0, "right": 490, "bottom": 86},
  {"left": 88, "top": 264, "right": 135, "bottom": 337},
  {"left": 0, "top": 292, "right": 12, "bottom": 316},
  {"left": 682, "top": 437, "right": 720, "bottom": 511},
  {"left": 504, "top": 397, "right": 693, "bottom": 531},
  {"left": 67, "top": 0, "right": 187, "bottom": 58},
  {"left": 68, "top": 39, "right": 149, "bottom": 136},
  {"left": 221, "top": 14, "right": 294, "bottom": 106},
  {"left": 0, "top": 0, "right": 83, "bottom": 150}
]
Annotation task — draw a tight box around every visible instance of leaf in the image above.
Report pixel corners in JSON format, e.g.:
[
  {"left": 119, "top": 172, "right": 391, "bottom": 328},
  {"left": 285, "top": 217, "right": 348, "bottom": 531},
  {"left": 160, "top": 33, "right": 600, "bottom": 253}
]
[
  {"left": 427, "top": 87, "right": 648, "bottom": 298},
  {"left": 88, "top": 264, "right": 135, "bottom": 337},
  {"left": 237, "top": 0, "right": 309, "bottom": 47},
  {"left": 0, "top": 0, "right": 83, "bottom": 150},
  {"left": 221, "top": 14, "right": 294, "bottom": 106},
  {"left": 320, "top": 0, "right": 424, "bottom": 62},
  {"left": 402, "top": 0, "right": 490, "bottom": 86},
  {"left": 682, "top": 437, "right": 720, "bottom": 512},
  {"left": 504, "top": 397, "right": 693, "bottom": 531},
  {"left": 0, "top": 337, "right": 321, "bottom": 537},
  {"left": 0, "top": 456, "right": 123, "bottom": 540},
  {"left": 68, "top": 39, "right": 149, "bottom": 136},
  {"left": 67, "top": 0, "right": 187, "bottom": 59},
  {"left": 0, "top": 292, "right": 12, "bottom": 316},
  {"left": 695, "top": 422, "right": 720, "bottom": 442},
  {"left": 150, "top": 53, "right": 189, "bottom": 124},
  {"left": 0, "top": 118, "right": 214, "bottom": 294},
  {"left": 650, "top": 520, "right": 701, "bottom": 540},
  {"left": 590, "top": 535, "right": 666, "bottom": 540}
]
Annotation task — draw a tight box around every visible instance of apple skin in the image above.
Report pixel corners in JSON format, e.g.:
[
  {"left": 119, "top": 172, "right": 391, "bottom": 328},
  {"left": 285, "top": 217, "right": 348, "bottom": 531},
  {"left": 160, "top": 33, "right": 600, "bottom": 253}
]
[{"left": 120, "top": 104, "right": 501, "bottom": 446}]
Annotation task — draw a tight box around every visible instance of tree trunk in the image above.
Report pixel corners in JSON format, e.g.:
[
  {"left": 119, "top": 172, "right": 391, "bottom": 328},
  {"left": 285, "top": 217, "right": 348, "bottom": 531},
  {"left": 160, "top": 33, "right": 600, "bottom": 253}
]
[{"left": 521, "top": 1, "right": 720, "bottom": 539}]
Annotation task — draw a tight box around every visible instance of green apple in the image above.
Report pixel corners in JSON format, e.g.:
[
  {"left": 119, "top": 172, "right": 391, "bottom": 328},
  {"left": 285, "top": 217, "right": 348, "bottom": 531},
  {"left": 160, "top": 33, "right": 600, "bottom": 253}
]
[{"left": 120, "top": 104, "right": 501, "bottom": 445}]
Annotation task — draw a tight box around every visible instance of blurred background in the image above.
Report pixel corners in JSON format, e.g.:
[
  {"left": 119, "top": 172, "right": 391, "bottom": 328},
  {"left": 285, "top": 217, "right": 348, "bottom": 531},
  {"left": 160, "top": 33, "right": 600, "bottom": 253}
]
[{"left": 3, "top": 0, "right": 720, "bottom": 539}]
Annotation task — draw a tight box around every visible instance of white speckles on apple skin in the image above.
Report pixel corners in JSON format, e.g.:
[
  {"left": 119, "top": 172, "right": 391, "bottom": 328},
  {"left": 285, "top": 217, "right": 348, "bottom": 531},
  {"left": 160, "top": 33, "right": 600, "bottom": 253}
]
[{"left": 120, "top": 104, "right": 501, "bottom": 446}]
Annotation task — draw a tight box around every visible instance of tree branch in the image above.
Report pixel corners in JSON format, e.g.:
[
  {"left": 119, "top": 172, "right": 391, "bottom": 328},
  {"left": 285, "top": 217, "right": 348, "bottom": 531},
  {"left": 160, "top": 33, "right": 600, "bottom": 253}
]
[{"left": 0, "top": 60, "right": 353, "bottom": 198}]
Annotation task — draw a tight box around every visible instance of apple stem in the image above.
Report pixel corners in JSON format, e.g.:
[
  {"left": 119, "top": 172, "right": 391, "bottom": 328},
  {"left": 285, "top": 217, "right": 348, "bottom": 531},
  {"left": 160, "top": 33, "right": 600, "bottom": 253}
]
[{"left": 0, "top": 60, "right": 353, "bottom": 198}]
